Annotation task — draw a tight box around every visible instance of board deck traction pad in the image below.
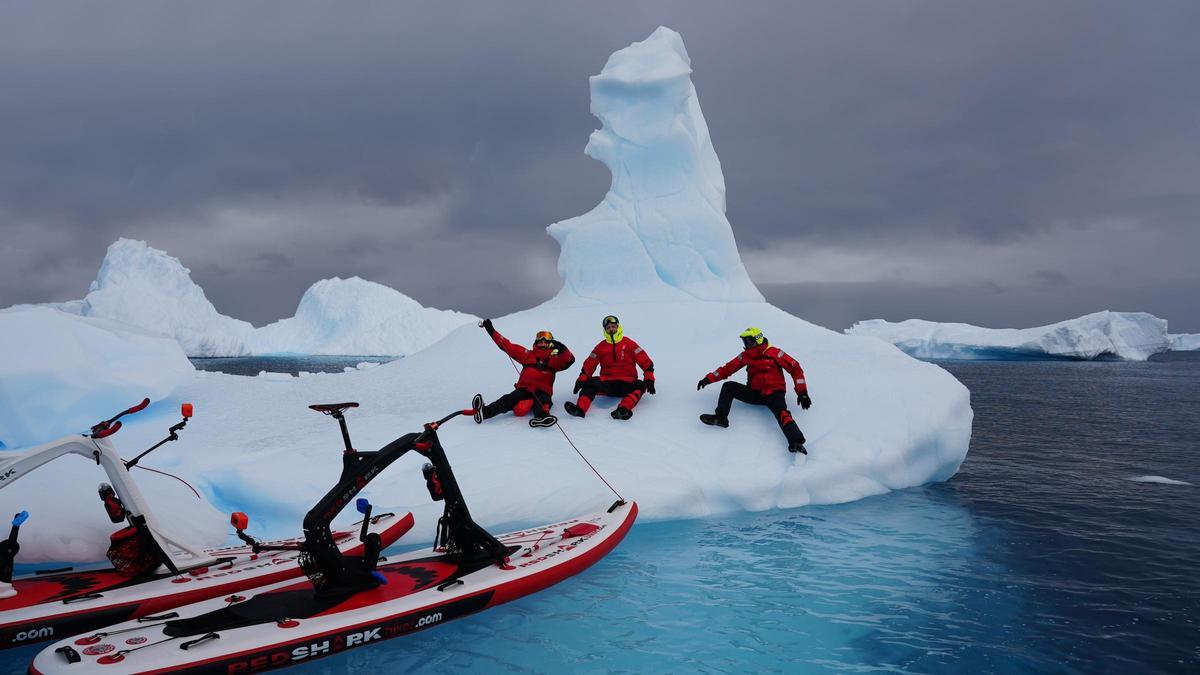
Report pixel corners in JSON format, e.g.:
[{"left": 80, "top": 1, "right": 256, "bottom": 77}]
[
  {"left": 1, "top": 513, "right": 414, "bottom": 651},
  {"left": 31, "top": 501, "right": 637, "bottom": 674}
]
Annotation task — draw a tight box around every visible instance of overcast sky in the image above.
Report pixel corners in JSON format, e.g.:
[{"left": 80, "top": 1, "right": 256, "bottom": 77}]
[{"left": 2, "top": 1, "right": 1197, "bottom": 331}]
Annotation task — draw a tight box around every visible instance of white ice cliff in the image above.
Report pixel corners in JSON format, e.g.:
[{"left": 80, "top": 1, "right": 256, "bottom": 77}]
[{"left": 847, "top": 311, "right": 1171, "bottom": 361}]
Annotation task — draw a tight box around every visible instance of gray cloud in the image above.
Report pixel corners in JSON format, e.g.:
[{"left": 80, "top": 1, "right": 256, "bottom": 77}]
[{"left": 1, "top": 1, "right": 1198, "bottom": 330}]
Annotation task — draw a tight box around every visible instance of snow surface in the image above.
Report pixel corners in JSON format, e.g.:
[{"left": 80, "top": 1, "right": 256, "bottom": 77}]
[
  {"left": 547, "top": 27, "right": 763, "bottom": 304},
  {"left": 0, "top": 26, "right": 972, "bottom": 563},
  {"left": 0, "top": 306, "right": 196, "bottom": 449},
  {"left": 250, "top": 277, "right": 477, "bottom": 356},
  {"left": 1169, "top": 333, "right": 1200, "bottom": 351},
  {"left": 846, "top": 311, "right": 1171, "bottom": 361},
  {"left": 73, "top": 239, "right": 256, "bottom": 357}
]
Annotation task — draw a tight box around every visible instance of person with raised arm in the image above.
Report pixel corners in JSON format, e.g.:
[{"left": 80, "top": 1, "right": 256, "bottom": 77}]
[
  {"left": 472, "top": 319, "right": 574, "bottom": 428},
  {"left": 697, "top": 327, "right": 812, "bottom": 454}
]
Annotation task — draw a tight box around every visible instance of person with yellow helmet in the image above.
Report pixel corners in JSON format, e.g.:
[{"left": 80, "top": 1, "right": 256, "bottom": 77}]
[
  {"left": 696, "top": 327, "right": 812, "bottom": 453},
  {"left": 472, "top": 319, "right": 575, "bottom": 428},
  {"left": 563, "top": 314, "right": 656, "bottom": 421}
]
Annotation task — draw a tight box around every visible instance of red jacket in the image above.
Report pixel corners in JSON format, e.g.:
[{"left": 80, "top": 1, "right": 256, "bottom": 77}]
[
  {"left": 705, "top": 343, "right": 807, "bottom": 395},
  {"left": 491, "top": 330, "right": 575, "bottom": 395},
  {"left": 578, "top": 336, "right": 655, "bottom": 384}
]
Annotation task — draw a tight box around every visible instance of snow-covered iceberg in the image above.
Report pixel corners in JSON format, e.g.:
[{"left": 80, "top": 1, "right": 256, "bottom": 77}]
[
  {"left": 70, "top": 239, "right": 256, "bottom": 357},
  {"left": 250, "top": 277, "right": 477, "bottom": 356},
  {"left": 1, "top": 27, "right": 972, "bottom": 563},
  {"left": 25, "top": 238, "right": 474, "bottom": 357},
  {"left": 1169, "top": 333, "right": 1200, "bottom": 351},
  {"left": 0, "top": 306, "right": 196, "bottom": 449},
  {"left": 847, "top": 311, "right": 1171, "bottom": 361}
]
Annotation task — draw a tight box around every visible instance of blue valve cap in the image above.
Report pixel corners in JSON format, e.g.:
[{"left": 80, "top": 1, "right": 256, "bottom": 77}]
[
  {"left": 356, "top": 498, "right": 371, "bottom": 514},
  {"left": 12, "top": 511, "right": 29, "bottom": 527},
  {"left": 371, "top": 571, "right": 388, "bottom": 586}
]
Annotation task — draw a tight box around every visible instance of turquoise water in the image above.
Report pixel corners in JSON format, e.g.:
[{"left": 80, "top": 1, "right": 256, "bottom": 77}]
[{"left": 5, "top": 355, "right": 1197, "bottom": 672}]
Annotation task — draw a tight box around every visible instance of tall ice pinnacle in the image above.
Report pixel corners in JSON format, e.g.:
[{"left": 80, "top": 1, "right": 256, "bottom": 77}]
[{"left": 548, "top": 26, "right": 764, "bottom": 303}]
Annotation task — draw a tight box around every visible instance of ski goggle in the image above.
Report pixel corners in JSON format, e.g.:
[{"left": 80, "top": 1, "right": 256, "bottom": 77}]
[
  {"left": 602, "top": 315, "right": 620, "bottom": 328},
  {"left": 535, "top": 331, "right": 554, "bottom": 344}
]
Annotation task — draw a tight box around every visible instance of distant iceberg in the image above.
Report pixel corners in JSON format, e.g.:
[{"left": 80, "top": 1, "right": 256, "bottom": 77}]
[
  {"left": 17, "top": 239, "right": 474, "bottom": 357},
  {"left": 69, "top": 239, "right": 256, "bottom": 357},
  {"left": 1169, "top": 333, "right": 1200, "bottom": 351},
  {"left": 846, "top": 311, "right": 1171, "bottom": 361},
  {"left": 250, "top": 276, "right": 477, "bottom": 356}
]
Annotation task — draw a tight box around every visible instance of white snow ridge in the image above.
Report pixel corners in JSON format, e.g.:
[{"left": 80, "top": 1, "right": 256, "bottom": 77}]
[
  {"left": 0, "top": 27, "right": 973, "bottom": 562},
  {"left": 847, "top": 311, "right": 1172, "bottom": 361}
]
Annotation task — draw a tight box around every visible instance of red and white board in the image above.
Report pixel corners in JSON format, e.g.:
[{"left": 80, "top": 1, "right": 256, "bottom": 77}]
[
  {"left": 2, "top": 513, "right": 413, "bottom": 650},
  {"left": 31, "top": 501, "right": 636, "bottom": 674}
]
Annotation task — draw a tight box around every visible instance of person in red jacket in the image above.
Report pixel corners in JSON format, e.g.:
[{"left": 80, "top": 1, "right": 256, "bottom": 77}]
[
  {"left": 473, "top": 319, "right": 574, "bottom": 428},
  {"left": 697, "top": 327, "right": 812, "bottom": 454},
  {"left": 563, "top": 314, "right": 655, "bottom": 421}
]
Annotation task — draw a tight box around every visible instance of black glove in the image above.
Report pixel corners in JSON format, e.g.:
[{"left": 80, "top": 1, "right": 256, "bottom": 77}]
[
  {"left": 480, "top": 319, "right": 494, "bottom": 335},
  {"left": 551, "top": 340, "right": 566, "bottom": 352},
  {"left": 645, "top": 380, "right": 656, "bottom": 395},
  {"left": 573, "top": 378, "right": 585, "bottom": 394},
  {"left": 697, "top": 377, "right": 710, "bottom": 391},
  {"left": 798, "top": 392, "right": 812, "bottom": 410}
]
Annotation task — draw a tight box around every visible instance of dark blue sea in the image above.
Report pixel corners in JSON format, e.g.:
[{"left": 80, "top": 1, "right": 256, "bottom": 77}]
[{"left": 7, "top": 354, "right": 1198, "bottom": 673}]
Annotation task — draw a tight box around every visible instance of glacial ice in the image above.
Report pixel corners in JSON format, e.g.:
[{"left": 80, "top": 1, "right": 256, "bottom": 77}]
[{"left": 847, "top": 311, "right": 1172, "bottom": 361}]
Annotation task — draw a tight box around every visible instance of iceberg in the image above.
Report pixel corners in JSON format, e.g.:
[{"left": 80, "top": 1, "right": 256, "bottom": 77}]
[
  {"left": 847, "top": 311, "right": 1172, "bottom": 361},
  {"left": 0, "top": 306, "right": 196, "bottom": 449},
  {"left": 1169, "top": 333, "right": 1200, "bottom": 351},
  {"left": 1, "top": 27, "right": 973, "bottom": 563},
  {"left": 249, "top": 277, "right": 478, "bottom": 356},
  {"left": 23, "top": 239, "right": 473, "bottom": 357},
  {"left": 547, "top": 27, "right": 763, "bottom": 304},
  {"left": 72, "top": 239, "right": 256, "bottom": 357}
]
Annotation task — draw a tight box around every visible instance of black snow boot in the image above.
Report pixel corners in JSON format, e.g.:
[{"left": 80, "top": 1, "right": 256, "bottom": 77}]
[
  {"left": 699, "top": 414, "right": 728, "bottom": 428},
  {"left": 472, "top": 394, "right": 484, "bottom": 424},
  {"left": 611, "top": 406, "right": 633, "bottom": 420},
  {"left": 563, "top": 401, "right": 586, "bottom": 418},
  {"left": 788, "top": 440, "right": 807, "bottom": 455}
]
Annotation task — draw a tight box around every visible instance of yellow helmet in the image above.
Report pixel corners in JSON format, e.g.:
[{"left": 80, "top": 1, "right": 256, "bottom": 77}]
[{"left": 739, "top": 327, "right": 766, "bottom": 347}]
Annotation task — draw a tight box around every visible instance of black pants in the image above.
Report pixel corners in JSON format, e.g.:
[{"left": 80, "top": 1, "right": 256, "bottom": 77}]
[
  {"left": 715, "top": 382, "right": 805, "bottom": 444},
  {"left": 578, "top": 378, "right": 646, "bottom": 411},
  {"left": 483, "top": 388, "right": 553, "bottom": 420}
]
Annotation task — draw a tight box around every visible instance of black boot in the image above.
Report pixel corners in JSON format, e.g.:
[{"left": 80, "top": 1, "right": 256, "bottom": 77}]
[
  {"left": 611, "top": 406, "right": 632, "bottom": 420},
  {"left": 699, "top": 414, "right": 728, "bottom": 428},
  {"left": 788, "top": 440, "right": 807, "bottom": 454},
  {"left": 563, "top": 401, "right": 585, "bottom": 418},
  {"left": 529, "top": 415, "right": 558, "bottom": 428},
  {"left": 472, "top": 394, "right": 483, "bottom": 424}
]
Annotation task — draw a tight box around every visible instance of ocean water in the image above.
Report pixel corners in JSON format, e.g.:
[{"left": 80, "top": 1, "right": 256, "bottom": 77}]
[
  {"left": 189, "top": 355, "right": 395, "bottom": 376},
  {"left": 6, "top": 354, "right": 1197, "bottom": 673}
]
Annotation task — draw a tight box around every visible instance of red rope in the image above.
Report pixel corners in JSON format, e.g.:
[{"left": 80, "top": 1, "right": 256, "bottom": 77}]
[
  {"left": 499, "top": 352, "right": 625, "bottom": 502},
  {"left": 133, "top": 465, "right": 202, "bottom": 499}
]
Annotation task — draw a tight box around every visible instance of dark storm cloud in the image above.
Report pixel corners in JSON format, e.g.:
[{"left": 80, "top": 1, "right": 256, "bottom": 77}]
[{"left": 1, "top": 1, "right": 1198, "bottom": 329}]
